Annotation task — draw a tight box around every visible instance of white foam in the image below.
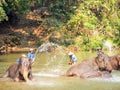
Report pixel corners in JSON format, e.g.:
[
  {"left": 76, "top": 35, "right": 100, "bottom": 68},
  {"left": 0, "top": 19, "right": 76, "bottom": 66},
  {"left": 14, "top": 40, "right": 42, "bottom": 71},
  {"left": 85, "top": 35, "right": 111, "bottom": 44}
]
[
  {"left": 33, "top": 73, "right": 59, "bottom": 77},
  {"left": 88, "top": 75, "right": 120, "bottom": 83},
  {"left": 28, "top": 81, "right": 57, "bottom": 86}
]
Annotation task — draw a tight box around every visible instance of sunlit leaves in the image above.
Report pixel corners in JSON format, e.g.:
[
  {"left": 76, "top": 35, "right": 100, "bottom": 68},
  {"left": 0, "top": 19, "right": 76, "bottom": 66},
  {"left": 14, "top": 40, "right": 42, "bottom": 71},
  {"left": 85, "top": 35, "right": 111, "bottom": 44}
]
[
  {"left": 0, "top": 7, "right": 7, "bottom": 21},
  {"left": 65, "top": 0, "right": 120, "bottom": 50},
  {"left": 0, "top": 0, "right": 32, "bottom": 22}
]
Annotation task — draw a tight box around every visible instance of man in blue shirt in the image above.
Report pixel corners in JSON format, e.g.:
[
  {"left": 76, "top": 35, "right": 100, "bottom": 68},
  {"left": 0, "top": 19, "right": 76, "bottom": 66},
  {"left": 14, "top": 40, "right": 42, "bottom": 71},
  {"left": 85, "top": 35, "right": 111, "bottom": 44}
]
[
  {"left": 96, "top": 48, "right": 103, "bottom": 56},
  {"left": 68, "top": 52, "right": 77, "bottom": 65},
  {"left": 27, "top": 48, "right": 35, "bottom": 63},
  {"left": 16, "top": 48, "right": 35, "bottom": 63}
]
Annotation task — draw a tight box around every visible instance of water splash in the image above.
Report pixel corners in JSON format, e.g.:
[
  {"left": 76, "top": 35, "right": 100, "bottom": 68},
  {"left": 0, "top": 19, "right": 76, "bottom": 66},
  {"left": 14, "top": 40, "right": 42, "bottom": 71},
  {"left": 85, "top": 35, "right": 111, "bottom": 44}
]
[
  {"left": 34, "top": 42, "right": 67, "bottom": 77},
  {"left": 103, "top": 41, "right": 112, "bottom": 52},
  {"left": 88, "top": 75, "right": 120, "bottom": 83},
  {"left": 33, "top": 73, "right": 59, "bottom": 77}
]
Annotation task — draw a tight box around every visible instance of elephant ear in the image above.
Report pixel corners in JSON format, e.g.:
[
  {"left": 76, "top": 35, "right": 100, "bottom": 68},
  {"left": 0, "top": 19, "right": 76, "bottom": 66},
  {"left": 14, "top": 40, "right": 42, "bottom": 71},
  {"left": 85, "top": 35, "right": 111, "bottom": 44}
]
[
  {"left": 93, "top": 57, "right": 99, "bottom": 70},
  {"left": 94, "top": 57, "right": 98, "bottom": 65},
  {"left": 116, "top": 55, "right": 120, "bottom": 65},
  {"left": 18, "top": 57, "right": 23, "bottom": 67},
  {"left": 103, "top": 54, "right": 109, "bottom": 62},
  {"left": 94, "top": 56, "right": 100, "bottom": 65}
]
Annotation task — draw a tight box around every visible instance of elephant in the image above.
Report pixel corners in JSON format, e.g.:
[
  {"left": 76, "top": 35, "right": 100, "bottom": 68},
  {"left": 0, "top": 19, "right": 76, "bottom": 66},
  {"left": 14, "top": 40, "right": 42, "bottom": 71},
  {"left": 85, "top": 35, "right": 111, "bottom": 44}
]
[
  {"left": 93, "top": 53, "right": 113, "bottom": 73},
  {"left": 66, "top": 57, "right": 112, "bottom": 78},
  {"left": 1, "top": 57, "right": 32, "bottom": 82},
  {"left": 109, "top": 54, "right": 120, "bottom": 70},
  {"left": 94, "top": 53, "right": 120, "bottom": 72}
]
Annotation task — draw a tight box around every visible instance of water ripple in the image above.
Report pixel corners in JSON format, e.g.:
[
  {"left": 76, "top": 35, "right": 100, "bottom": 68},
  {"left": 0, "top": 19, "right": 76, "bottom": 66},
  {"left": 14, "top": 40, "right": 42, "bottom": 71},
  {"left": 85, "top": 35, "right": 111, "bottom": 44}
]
[{"left": 88, "top": 75, "right": 120, "bottom": 83}]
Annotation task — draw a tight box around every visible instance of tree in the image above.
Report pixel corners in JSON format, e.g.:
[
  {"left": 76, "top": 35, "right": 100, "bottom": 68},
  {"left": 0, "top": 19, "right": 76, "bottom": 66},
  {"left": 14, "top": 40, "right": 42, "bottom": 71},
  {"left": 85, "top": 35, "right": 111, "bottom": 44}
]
[{"left": 0, "top": 0, "right": 32, "bottom": 23}]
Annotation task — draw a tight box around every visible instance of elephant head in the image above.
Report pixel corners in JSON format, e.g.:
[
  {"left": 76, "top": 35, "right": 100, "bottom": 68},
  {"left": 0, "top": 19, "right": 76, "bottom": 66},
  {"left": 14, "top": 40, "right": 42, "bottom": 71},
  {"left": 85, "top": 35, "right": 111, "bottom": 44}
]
[
  {"left": 95, "top": 53, "right": 112, "bottom": 73},
  {"left": 17, "top": 57, "right": 32, "bottom": 82}
]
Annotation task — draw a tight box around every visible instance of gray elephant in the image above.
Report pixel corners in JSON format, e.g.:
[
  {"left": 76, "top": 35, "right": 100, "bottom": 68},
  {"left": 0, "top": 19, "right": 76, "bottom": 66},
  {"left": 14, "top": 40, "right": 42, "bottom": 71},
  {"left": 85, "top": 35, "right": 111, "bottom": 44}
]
[
  {"left": 94, "top": 53, "right": 113, "bottom": 73},
  {"left": 66, "top": 57, "right": 112, "bottom": 78},
  {"left": 109, "top": 54, "right": 120, "bottom": 70},
  {"left": 94, "top": 53, "right": 120, "bottom": 72},
  {"left": 1, "top": 57, "right": 32, "bottom": 82}
]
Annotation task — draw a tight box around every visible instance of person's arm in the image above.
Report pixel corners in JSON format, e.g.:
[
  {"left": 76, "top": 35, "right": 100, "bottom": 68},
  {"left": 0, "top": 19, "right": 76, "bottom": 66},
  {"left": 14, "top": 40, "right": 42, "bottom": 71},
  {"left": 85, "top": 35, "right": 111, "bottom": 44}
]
[
  {"left": 16, "top": 58, "right": 20, "bottom": 62},
  {"left": 27, "top": 53, "right": 30, "bottom": 58}
]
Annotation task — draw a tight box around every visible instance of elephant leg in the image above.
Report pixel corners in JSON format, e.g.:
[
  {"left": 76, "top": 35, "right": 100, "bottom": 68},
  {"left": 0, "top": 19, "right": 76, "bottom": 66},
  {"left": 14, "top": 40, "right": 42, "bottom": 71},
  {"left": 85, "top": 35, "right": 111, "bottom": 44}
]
[
  {"left": 101, "top": 71, "right": 112, "bottom": 78},
  {"left": 2, "top": 71, "right": 9, "bottom": 78},
  {"left": 13, "top": 71, "right": 20, "bottom": 82},
  {"left": 28, "top": 71, "right": 33, "bottom": 80},
  {"left": 80, "top": 71, "right": 102, "bottom": 78},
  {"left": 106, "top": 62, "right": 112, "bottom": 73},
  {"left": 66, "top": 72, "right": 79, "bottom": 77},
  {"left": 23, "top": 71, "right": 30, "bottom": 82},
  {"left": 14, "top": 77, "right": 20, "bottom": 82}
]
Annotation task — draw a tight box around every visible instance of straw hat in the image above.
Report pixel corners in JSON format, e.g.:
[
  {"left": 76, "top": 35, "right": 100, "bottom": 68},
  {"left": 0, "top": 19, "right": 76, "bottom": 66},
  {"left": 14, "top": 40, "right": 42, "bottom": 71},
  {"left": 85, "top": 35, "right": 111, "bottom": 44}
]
[
  {"left": 29, "top": 48, "right": 34, "bottom": 51},
  {"left": 68, "top": 52, "right": 73, "bottom": 56},
  {"left": 21, "top": 54, "right": 26, "bottom": 57}
]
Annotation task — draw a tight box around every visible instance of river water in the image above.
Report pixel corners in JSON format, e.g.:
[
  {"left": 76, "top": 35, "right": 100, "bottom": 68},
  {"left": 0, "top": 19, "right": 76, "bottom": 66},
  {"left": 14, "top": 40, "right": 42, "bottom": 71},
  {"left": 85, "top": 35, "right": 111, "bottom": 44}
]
[{"left": 0, "top": 49, "right": 120, "bottom": 90}]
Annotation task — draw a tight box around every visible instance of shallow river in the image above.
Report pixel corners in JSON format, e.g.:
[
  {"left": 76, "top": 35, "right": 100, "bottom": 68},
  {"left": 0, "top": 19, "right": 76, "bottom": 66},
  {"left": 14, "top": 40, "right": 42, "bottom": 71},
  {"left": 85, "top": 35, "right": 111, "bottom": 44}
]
[{"left": 0, "top": 50, "right": 120, "bottom": 90}]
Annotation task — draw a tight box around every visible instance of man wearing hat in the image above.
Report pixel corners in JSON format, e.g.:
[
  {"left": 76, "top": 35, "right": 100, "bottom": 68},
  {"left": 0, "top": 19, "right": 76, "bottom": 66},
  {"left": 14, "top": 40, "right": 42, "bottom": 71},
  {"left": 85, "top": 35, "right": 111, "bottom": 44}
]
[
  {"left": 68, "top": 52, "right": 77, "bottom": 65},
  {"left": 27, "top": 48, "right": 35, "bottom": 63},
  {"left": 16, "top": 48, "right": 35, "bottom": 63}
]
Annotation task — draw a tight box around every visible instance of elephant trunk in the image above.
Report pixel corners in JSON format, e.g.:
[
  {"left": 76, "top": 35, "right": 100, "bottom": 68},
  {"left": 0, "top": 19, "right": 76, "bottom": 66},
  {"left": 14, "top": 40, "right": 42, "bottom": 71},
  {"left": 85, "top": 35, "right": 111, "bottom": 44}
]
[
  {"left": 22, "top": 68, "right": 30, "bottom": 82},
  {"left": 106, "top": 63, "right": 113, "bottom": 73},
  {"left": 23, "top": 71, "right": 30, "bottom": 82}
]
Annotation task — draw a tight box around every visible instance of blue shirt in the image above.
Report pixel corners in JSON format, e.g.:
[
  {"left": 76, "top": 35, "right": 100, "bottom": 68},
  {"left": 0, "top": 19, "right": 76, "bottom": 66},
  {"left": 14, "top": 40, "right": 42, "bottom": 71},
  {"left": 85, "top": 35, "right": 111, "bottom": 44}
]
[
  {"left": 70, "top": 54, "right": 77, "bottom": 62},
  {"left": 27, "top": 52, "right": 35, "bottom": 61},
  {"left": 16, "top": 58, "right": 20, "bottom": 62},
  {"left": 16, "top": 53, "right": 35, "bottom": 62}
]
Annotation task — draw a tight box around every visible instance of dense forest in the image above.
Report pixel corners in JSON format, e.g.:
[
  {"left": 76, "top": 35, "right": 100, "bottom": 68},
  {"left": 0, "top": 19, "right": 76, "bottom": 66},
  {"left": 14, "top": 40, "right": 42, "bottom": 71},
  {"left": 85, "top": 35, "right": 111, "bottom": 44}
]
[{"left": 0, "top": 0, "right": 120, "bottom": 51}]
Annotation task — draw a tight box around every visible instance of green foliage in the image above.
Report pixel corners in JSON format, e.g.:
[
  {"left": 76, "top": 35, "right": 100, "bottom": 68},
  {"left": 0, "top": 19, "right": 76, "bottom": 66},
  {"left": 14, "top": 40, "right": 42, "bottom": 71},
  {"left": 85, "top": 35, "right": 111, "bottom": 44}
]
[
  {"left": 113, "top": 25, "right": 120, "bottom": 46},
  {"left": 35, "top": 40, "right": 44, "bottom": 46},
  {"left": 0, "top": 0, "right": 120, "bottom": 50},
  {"left": 0, "top": 0, "right": 32, "bottom": 22},
  {"left": 0, "top": 0, "right": 7, "bottom": 21},
  {"left": 64, "top": 39, "right": 75, "bottom": 47},
  {"left": 0, "top": 7, "right": 7, "bottom": 21},
  {"left": 50, "top": 0, "right": 78, "bottom": 22},
  {"left": 64, "top": 0, "right": 120, "bottom": 50}
]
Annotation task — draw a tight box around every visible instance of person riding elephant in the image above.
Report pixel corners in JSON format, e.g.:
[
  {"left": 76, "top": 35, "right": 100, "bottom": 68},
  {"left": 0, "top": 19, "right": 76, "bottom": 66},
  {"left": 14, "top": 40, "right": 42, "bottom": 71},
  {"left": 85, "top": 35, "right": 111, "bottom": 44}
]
[
  {"left": 93, "top": 53, "right": 113, "bottom": 73},
  {"left": 65, "top": 57, "right": 112, "bottom": 78},
  {"left": 1, "top": 57, "right": 33, "bottom": 82},
  {"left": 94, "top": 53, "right": 120, "bottom": 72},
  {"left": 16, "top": 48, "right": 35, "bottom": 64}
]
